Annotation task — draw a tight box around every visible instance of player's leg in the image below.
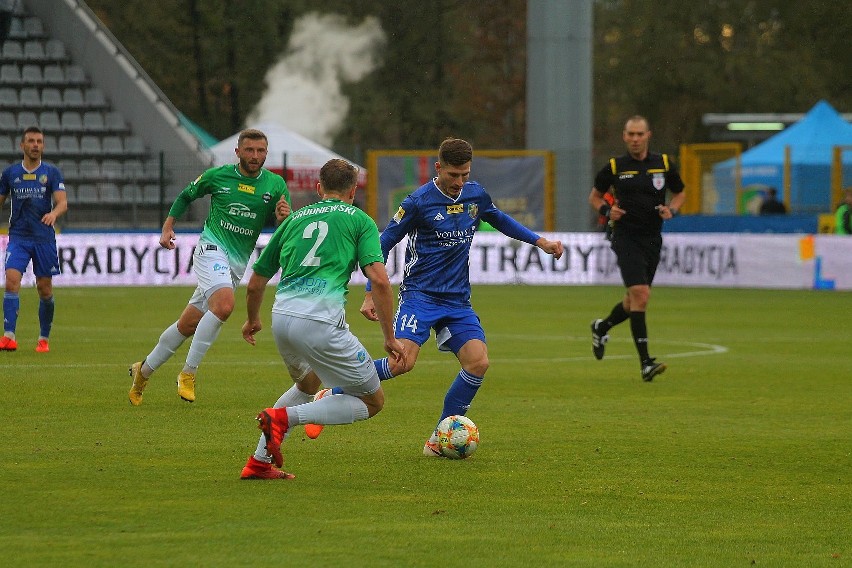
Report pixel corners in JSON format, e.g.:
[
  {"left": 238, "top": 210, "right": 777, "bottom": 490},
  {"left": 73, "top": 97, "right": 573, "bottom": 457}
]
[
  {"left": 255, "top": 315, "right": 381, "bottom": 469},
  {"left": 243, "top": 363, "right": 318, "bottom": 479},
  {"left": 632, "top": 237, "right": 665, "bottom": 381},
  {"left": 2, "top": 267, "right": 23, "bottom": 350},
  {"left": 1, "top": 240, "right": 30, "bottom": 350},
  {"left": 29, "top": 241, "right": 61, "bottom": 352},
  {"left": 174, "top": 245, "right": 237, "bottom": 402},
  {"left": 34, "top": 276, "right": 53, "bottom": 352},
  {"left": 423, "top": 312, "right": 487, "bottom": 456},
  {"left": 591, "top": 295, "right": 629, "bottom": 360}
]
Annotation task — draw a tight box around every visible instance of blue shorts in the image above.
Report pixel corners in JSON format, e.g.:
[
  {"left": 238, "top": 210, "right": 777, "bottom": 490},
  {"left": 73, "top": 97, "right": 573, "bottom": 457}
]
[
  {"left": 395, "top": 291, "right": 486, "bottom": 354},
  {"left": 4, "top": 239, "right": 61, "bottom": 278}
]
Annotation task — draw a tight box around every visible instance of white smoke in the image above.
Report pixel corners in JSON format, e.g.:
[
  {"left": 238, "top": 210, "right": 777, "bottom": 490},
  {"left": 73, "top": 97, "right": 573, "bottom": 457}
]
[{"left": 246, "top": 13, "right": 386, "bottom": 146}]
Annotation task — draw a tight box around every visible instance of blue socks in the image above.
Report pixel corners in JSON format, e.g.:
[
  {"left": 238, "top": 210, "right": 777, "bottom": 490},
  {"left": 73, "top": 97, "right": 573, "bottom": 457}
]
[
  {"left": 329, "top": 358, "right": 394, "bottom": 396},
  {"left": 440, "top": 369, "right": 483, "bottom": 420},
  {"left": 39, "top": 296, "right": 55, "bottom": 338},
  {"left": 3, "top": 292, "right": 19, "bottom": 334}
]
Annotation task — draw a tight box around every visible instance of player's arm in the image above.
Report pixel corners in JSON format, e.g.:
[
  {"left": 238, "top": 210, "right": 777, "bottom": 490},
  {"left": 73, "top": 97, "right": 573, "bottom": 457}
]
[
  {"left": 590, "top": 186, "right": 625, "bottom": 221},
  {"left": 362, "top": 261, "right": 406, "bottom": 366},
  {"left": 658, "top": 188, "right": 686, "bottom": 219},
  {"left": 242, "top": 272, "right": 271, "bottom": 346},
  {"left": 160, "top": 173, "right": 210, "bottom": 248},
  {"left": 42, "top": 189, "right": 67, "bottom": 226}
]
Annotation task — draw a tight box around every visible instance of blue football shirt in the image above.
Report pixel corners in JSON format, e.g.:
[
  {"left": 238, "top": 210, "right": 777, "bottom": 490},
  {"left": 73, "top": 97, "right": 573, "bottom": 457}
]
[
  {"left": 0, "top": 161, "right": 65, "bottom": 243},
  {"left": 381, "top": 178, "right": 540, "bottom": 303}
]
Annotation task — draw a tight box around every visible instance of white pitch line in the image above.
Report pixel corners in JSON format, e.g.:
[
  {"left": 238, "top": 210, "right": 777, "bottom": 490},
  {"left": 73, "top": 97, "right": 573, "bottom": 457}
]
[{"left": 0, "top": 339, "right": 727, "bottom": 370}]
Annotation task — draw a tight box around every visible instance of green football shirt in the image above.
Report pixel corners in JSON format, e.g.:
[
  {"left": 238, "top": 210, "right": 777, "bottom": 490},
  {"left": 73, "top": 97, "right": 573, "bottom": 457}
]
[
  {"left": 169, "top": 164, "right": 290, "bottom": 274},
  {"left": 253, "top": 198, "right": 384, "bottom": 325}
]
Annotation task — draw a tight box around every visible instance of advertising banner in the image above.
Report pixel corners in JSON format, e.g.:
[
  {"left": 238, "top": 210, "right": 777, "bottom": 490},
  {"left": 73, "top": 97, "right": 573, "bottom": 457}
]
[{"left": 2, "top": 232, "right": 851, "bottom": 290}]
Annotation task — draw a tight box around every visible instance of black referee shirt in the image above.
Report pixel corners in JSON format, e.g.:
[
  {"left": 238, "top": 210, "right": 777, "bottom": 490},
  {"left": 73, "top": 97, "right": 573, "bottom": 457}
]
[{"left": 593, "top": 152, "right": 685, "bottom": 236}]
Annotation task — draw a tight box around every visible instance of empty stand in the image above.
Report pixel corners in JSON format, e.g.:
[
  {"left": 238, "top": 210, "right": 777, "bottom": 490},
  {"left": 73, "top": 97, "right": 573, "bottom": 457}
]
[{"left": 0, "top": 9, "right": 167, "bottom": 220}]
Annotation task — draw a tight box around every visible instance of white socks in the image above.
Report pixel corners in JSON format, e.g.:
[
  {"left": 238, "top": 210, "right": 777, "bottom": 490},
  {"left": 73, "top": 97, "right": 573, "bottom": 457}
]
[
  {"left": 142, "top": 322, "right": 188, "bottom": 377},
  {"left": 184, "top": 311, "right": 224, "bottom": 371},
  {"left": 291, "top": 394, "right": 369, "bottom": 427}
]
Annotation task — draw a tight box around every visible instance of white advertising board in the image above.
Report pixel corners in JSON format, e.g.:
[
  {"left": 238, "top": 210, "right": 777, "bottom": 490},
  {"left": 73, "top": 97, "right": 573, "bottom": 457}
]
[{"left": 2, "top": 232, "right": 851, "bottom": 290}]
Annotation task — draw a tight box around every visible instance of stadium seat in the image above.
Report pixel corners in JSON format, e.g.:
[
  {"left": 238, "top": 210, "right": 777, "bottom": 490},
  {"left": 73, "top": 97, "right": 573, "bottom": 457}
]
[
  {"left": 23, "top": 18, "right": 45, "bottom": 38},
  {"left": 7, "top": 18, "right": 25, "bottom": 41},
  {"left": 143, "top": 158, "right": 161, "bottom": 181},
  {"left": 84, "top": 88, "right": 107, "bottom": 108},
  {"left": 77, "top": 158, "right": 101, "bottom": 181},
  {"left": 64, "top": 65, "right": 87, "bottom": 86},
  {"left": 17, "top": 87, "right": 41, "bottom": 109},
  {"left": 0, "top": 111, "right": 16, "bottom": 132},
  {"left": 41, "top": 87, "right": 63, "bottom": 109},
  {"left": 124, "top": 135, "right": 146, "bottom": 156},
  {"left": 142, "top": 183, "right": 162, "bottom": 204},
  {"left": 1, "top": 40, "right": 24, "bottom": 62},
  {"left": 76, "top": 183, "right": 99, "bottom": 204},
  {"left": 101, "top": 159, "right": 124, "bottom": 180},
  {"left": 45, "top": 39, "right": 68, "bottom": 62},
  {"left": 0, "top": 135, "right": 14, "bottom": 155},
  {"left": 0, "top": 64, "right": 22, "bottom": 85},
  {"left": 20, "top": 63, "right": 43, "bottom": 85},
  {"left": 80, "top": 135, "right": 102, "bottom": 154},
  {"left": 57, "top": 159, "right": 80, "bottom": 182},
  {"left": 101, "top": 135, "right": 124, "bottom": 156},
  {"left": 38, "top": 111, "right": 61, "bottom": 133},
  {"left": 57, "top": 135, "right": 80, "bottom": 156},
  {"left": 122, "top": 159, "right": 144, "bottom": 181},
  {"left": 104, "top": 111, "right": 129, "bottom": 133},
  {"left": 42, "top": 64, "right": 64, "bottom": 85},
  {"left": 23, "top": 40, "right": 46, "bottom": 62},
  {"left": 16, "top": 111, "right": 38, "bottom": 130},
  {"left": 42, "top": 134, "right": 57, "bottom": 153},
  {"left": 98, "top": 182, "right": 122, "bottom": 204},
  {"left": 63, "top": 88, "right": 86, "bottom": 109},
  {"left": 122, "top": 183, "right": 143, "bottom": 204},
  {"left": 82, "top": 111, "right": 105, "bottom": 133},
  {"left": 0, "top": 88, "right": 18, "bottom": 109},
  {"left": 60, "top": 111, "right": 83, "bottom": 133}
]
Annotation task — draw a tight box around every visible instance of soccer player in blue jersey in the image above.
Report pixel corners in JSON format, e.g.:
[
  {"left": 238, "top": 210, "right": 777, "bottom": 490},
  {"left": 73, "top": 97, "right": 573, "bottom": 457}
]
[
  {"left": 0, "top": 127, "right": 68, "bottom": 352},
  {"left": 360, "top": 137, "right": 564, "bottom": 456}
]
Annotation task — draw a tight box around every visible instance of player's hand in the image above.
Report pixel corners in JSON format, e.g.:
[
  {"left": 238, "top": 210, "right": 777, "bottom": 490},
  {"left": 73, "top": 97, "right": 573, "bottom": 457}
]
[
  {"left": 360, "top": 293, "right": 378, "bottom": 321},
  {"left": 655, "top": 205, "right": 675, "bottom": 220},
  {"left": 275, "top": 196, "right": 291, "bottom": 223},
  {"left": 537, "top": 238, "right": 564, "bottom": 260},
  {"left": 160, "top": 228, "right": 176, "bottom": 250},
  {"left": 609, "top": 205, "right": 626, "bottom": 221},
  {"left": 385, "top": 337, "right": 407, "bottom": 368},
  {"left": 41, "top": 212, "right": 58, "bottom": 226},
  {"left": 242, "top": 319, "right": 262, "bottom": 345}
]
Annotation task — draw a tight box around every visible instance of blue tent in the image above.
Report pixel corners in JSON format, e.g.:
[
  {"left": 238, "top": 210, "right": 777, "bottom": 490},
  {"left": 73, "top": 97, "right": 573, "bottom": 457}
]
[{"left": 712, "top": 100, "right": 852, "bottom": 214}]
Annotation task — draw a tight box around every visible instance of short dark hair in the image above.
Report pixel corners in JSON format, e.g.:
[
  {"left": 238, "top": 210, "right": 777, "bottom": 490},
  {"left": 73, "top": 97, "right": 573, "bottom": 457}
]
[
  {"left": 438, "top": 138, "right": 473, "bottom": 167},
  {"left": 237, "top": 128, "right": 268, "bottom": 146},
  {"left": 319, "top": 159, "right": 358, "bottom": 193},
  {"left": 22, "top": 126, "right": 43, "bottom": 140},
  {"left": 624, "top": 115, "right": 650, "bottom": 131}
]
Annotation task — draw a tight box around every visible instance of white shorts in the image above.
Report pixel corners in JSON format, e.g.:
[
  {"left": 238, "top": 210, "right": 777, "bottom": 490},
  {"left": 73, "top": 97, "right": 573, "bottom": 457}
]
[
  {"left": 188, "top": 242, "right": 240, "bottom": 312},
  {"left": 271, "top": 313, "right": 380, "bottom": 397}
]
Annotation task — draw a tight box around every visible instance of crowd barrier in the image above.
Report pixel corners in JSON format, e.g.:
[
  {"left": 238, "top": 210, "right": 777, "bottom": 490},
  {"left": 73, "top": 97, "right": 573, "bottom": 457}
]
[{"left": 2, "top": 232, "right": 851, "bottom": 290}]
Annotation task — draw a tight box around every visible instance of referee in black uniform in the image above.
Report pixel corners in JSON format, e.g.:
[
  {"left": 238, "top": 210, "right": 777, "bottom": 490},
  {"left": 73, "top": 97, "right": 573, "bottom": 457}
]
[{"left": 588, "top": 115, "right": 686, "bottom": 381}]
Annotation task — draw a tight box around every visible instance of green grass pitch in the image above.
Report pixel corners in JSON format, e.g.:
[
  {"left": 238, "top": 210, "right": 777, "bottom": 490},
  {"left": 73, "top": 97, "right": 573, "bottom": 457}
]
[{"left": 0, "top": 285, "right": 849, "bottom": 566}]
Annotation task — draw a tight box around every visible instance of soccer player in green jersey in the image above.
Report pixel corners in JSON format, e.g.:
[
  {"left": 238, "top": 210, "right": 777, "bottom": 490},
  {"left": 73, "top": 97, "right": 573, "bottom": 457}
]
[
  {"left": 128, "top": 129, "right": 292, "bottom": 405},
  {"left": 239, "top": 158, "right": 407, "bottom": 479}
]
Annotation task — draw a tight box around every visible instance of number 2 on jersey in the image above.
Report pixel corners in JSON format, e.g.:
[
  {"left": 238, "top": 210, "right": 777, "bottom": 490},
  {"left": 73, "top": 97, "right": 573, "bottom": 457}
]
[{"left": 300, "top": 221, "right": 328, "bottom": 266}]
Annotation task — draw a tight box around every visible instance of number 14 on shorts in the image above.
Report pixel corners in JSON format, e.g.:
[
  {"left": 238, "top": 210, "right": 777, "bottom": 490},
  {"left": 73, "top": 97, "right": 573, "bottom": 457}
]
[{"left": 398, "top": 314, "right": 419, "bottom": 333}]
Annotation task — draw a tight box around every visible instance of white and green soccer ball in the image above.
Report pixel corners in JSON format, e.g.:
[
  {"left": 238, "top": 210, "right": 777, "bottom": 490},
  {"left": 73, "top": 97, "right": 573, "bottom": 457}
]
[{"left": 437, "top": 415, "right": 480, "bottom": 459}]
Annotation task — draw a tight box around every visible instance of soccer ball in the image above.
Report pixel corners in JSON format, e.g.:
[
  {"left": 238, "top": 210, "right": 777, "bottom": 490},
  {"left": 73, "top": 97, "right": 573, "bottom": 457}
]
[{"left": 436, "top": 415, "right": 479, "bottom": 459}]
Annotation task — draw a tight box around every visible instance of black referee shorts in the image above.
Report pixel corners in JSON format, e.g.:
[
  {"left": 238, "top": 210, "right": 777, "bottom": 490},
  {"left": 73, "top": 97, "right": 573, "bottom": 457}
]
[{"left": 610, "top": 232, "right": 663, "bottom": 287}]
